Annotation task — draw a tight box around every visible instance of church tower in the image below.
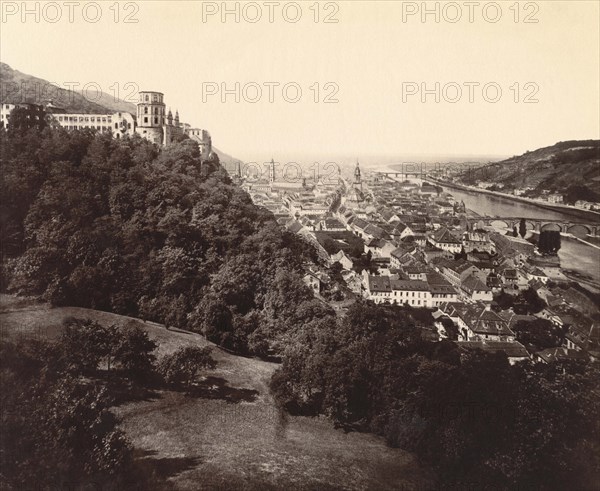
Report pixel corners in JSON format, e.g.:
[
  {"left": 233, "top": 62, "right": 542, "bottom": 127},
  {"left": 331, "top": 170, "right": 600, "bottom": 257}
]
[{"left": 353, "top": 160, "right": 362, "bottom": 192}]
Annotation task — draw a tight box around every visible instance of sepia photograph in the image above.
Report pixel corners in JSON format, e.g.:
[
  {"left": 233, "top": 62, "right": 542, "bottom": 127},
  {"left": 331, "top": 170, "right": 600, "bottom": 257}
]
[{"left": 0, "top": 1, "right": 599, "bottom": 489}]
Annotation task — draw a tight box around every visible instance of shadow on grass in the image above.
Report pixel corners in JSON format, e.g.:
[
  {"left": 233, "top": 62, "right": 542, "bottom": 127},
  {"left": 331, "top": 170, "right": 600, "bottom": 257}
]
[
  {"left": 105, "top": 374, "right": 161, "bottom": 406},
  {"left": 186, "top": 376, "right": 259, "bottom": 403},
  {"left": 131, "top": 449, "right": 203, "bottom": 486}
]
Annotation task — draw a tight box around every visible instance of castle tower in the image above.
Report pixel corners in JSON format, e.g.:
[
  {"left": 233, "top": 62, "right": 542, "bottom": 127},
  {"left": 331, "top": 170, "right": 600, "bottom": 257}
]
[
  {"left": 174, "top": 110, "right": 180, "bottom": 127},
  {"left": 136, "top": 91, "right": 165, "bottom": 145},
  {"left": 167, "top": 108, "right": 173, "bottom": 126},
  {"left": 137, "top": 91, "right": 165, "bottom": 128}
]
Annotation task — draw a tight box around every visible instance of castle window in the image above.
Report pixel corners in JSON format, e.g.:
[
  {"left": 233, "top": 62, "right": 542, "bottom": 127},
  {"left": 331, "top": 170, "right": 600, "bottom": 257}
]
[
  {"left": 115, "top": 123, "right": 118, "bottom": 129},
  {"left": 144, "top": 117, "right": 148, "bottom": 124},
  {"left": 144, "top": 107, "right": 148, "bottom": 114},
  {"left": 154, "top": 117, "right": 158, "bottom": 124},
  {"left": 154, "top": 107, "right": 158, "bottom": 114},
  {"left": 145, "top": 95, "right": 149, "bottom": 102}
]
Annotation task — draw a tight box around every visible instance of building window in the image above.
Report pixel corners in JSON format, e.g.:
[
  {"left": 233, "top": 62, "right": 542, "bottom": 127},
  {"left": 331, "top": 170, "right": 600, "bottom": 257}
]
[
  {"left": 144, "top": 117, "right": 148, "bottom": 124},
  {"left": 154, "top": 117, "right": 158, "bottom": 124},
  {"left": 145, "top": 95, "right": 149, "bottom": 102},
  {"left": 144, "top": 107, "right": 148, "bottom": 114},
  {"left": 115, "top": 123, "right": 118, "bottom": 129}
]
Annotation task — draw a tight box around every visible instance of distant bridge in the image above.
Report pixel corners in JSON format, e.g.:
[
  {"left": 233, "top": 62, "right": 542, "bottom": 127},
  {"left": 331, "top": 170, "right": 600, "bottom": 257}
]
[
  {"left": 375, "top": 170, "right": 426, "bottom": 179},
  {"left": 467, "top": 217, "right": 600, "bottom": 238}
]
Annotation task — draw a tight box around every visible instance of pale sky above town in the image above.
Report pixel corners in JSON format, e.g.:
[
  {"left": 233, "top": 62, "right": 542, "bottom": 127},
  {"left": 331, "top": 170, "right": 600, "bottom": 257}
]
[{"left": 1, "top": 1, "right": 599, "bottom": 163}]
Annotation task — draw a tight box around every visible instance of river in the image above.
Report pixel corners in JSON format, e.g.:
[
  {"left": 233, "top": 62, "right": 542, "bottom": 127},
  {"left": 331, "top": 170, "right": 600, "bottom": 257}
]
[
  {"left": 441, "top": 185, "right": 600, "bottom": 286},
  {"left": 376, "top": 166, "right": 600, "bottom": 286}
]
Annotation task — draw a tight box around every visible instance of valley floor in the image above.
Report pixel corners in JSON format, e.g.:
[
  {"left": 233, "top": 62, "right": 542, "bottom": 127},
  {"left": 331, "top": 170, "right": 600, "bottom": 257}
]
[{"left": 0, "top": 295, "right": 434, "bottom": 490}]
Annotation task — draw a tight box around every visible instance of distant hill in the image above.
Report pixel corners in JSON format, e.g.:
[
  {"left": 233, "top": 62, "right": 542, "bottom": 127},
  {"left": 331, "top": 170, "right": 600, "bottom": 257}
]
[
  {"left": 214, "top": 146, "right": 242, "bottom": 168},
  {"left": 1, "top": 63, "right": 243, "bottom": 164},
  {"left": 0, "top": 62, "right": 136, "bottom": 114},
  {"left": 462, "top": 140, "right": 600, "bottom": 199}
]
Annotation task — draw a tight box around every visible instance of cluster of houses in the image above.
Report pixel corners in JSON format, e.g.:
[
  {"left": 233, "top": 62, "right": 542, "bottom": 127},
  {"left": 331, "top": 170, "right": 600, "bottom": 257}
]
[{"left": 245, "top": 164, "right": 599, "bottom": 365}]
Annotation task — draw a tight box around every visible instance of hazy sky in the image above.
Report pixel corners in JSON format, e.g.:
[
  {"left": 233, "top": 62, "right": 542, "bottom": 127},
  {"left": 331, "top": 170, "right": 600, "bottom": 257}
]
[{"left": 1, "top": 1, "right": 599, "bottom": 163}]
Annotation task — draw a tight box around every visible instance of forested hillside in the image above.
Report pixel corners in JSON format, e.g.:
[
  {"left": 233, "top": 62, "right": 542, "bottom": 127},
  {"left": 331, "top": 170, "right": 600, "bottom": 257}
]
[
  {"left": 0, "top": 117, "right": 328, "bottom": 357},
  {"left": 461, "top": 140, "right": 600, "bottom": 201},
  {"left": 1, "top": 62, "right": 136, "bottom": 114},
  {"left": 271, "top": 301, "right": 600, "bottom": 490},
  {"left": 2, "top": 120, "right": 599, "bottom": 490}
]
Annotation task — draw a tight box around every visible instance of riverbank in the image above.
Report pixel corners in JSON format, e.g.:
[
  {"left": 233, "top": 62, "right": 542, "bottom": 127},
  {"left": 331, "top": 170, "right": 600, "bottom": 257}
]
[{"left": 427, "top": 178, "right": 600, "bottom": 223}]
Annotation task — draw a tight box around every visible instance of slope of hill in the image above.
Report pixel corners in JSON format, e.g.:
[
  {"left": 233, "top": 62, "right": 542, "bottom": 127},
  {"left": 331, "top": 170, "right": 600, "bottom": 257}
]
[
  {"left": 1, "top": 63, "right": 243, "bottom": 163},
  {"left": 462, "top": 140, "right": 600, "bottom": 198},
  {"left": 213, "top": 146, "right": 241, "bottom": 167},
  {"left": 0, "top": 62, "right": 136, "bottom": 114},
  {"left": 0, "top": 295, "right": 433, "bottom": 490}
]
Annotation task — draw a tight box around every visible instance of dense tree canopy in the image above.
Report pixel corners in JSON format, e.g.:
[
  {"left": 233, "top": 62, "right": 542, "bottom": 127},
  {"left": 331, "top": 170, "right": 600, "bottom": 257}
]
[
  {"left": 1, "top": 125, "right": 320, "bottom": 356},
  {"left": 271, "top": 300, "right": 600, "bottom": 490}
]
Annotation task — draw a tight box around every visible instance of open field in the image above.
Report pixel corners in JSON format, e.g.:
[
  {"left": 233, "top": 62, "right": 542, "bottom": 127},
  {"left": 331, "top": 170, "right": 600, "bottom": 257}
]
[{"left": 0, "top": 295, "right": 434, "bottom": 490}]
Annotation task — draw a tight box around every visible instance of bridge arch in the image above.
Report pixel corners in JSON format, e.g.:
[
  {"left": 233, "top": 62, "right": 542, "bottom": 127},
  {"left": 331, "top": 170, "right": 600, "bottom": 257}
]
[
  {"left": 567, "top": 224, "right": 592, "bottom": 239},
  {"left": 490, "top": 219, "right": 511, "bottom": 230},
  {"left": 540, "top": 223, "right": 562, "bottom": 232}
]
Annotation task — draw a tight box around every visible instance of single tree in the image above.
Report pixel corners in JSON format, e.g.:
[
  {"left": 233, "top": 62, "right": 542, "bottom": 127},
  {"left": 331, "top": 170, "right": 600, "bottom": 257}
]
[
  {"left": 519, "top": 218, "right": 527, "bottom": 238},
  {"left": 158, "top": 346, "right": 217, "bottom": 389}
]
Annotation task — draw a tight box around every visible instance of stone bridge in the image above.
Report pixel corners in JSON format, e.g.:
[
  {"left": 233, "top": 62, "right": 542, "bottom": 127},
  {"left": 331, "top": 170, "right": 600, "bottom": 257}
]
[
  {"left": 375, "top": 170, "right": 426, "bottom": 179},
  {"left": 466, "top": 217, "right": 600, "bottom": 238}
]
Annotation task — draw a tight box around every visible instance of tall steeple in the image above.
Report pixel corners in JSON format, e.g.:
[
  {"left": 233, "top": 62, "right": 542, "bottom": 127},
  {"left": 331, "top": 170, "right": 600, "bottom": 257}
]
[
  {"left": 174, "top": 109, "right": 180, "bottom": 127},
  {"left": 353, "top": 160, "right": 362, "bottom": 191}
]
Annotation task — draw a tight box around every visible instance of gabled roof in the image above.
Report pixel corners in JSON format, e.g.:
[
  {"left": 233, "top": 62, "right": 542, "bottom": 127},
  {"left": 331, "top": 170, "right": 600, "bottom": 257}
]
[
  {"left": 286, "top": 220, "right": 304, "bottom": 234},
  {"left": 324, "top": 218, "right": 345, "bottom": 228},
  {"left": 430, "top": 284, "right": 457, "bottom": 295},
  {"left": 393, "top": 222, "right": 412, "bottom": 233},
  {"left": 443, "top": 304, "right": 513, "bottom": 336},
  {"left": 390, "top": 279, "right": 430, "bottom": 292},
  {"left": 536, "top": 347, "right": 588, "bottom": 363},
  {"left": 459, "top": 341, "right": 530, "bottom": 359},
  {"left": 364, "top": 224, "right": 388, "bottom": 239},
  {"left": 431, "top": 227, "right": 461, "bottom": 244},
  {"left": 367, "top": 275, "right": 391, "bottom": 292},
  {"left": 352, "top": 218, "right": 369, "bottom": 230},
  {"left": 366, "top": 238, "right": 386, "bottom": 248},
  {"left": 461, "top": 275, "right": 491, "bottom": 293},
  {"left": 472, "top": 309, "right": 513, "bottom": 336}
]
